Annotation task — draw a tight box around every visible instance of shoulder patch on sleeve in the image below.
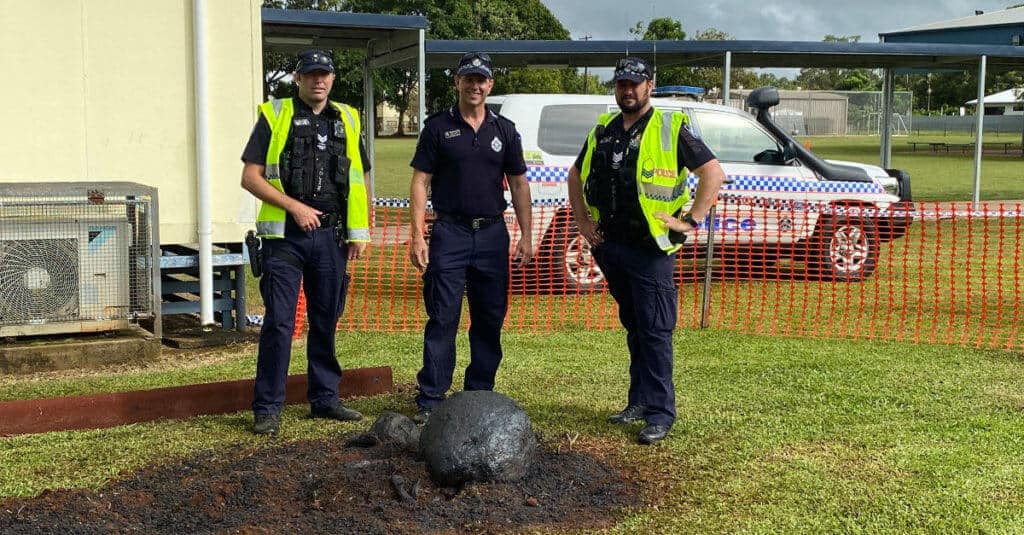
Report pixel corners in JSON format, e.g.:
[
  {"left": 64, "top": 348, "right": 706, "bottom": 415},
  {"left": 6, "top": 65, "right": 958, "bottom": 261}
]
[
  {"left": 423, "top": 111, "right": 445, "bottom": 127},
  {"left": 496, "top": 113, "right": 516, "bottom": 128}
]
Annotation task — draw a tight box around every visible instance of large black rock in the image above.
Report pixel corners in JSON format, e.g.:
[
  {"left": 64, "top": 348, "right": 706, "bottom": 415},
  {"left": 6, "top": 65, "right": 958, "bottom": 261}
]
[{"left": 419, "top": 391, "right": 536, "bottom": 486}]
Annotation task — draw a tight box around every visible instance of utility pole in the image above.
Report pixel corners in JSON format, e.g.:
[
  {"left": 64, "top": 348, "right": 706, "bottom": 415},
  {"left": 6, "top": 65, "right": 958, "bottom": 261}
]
[{"left": 581, "top": 33, "right": 592, "bottom": 94}]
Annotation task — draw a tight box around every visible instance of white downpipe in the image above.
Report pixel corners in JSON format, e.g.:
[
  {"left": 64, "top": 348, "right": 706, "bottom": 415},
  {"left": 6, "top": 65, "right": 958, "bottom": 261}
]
[
  {"left": 722, "top": 51, "right": 731, "bottom": 107},
  {"left": 418, "top": 29, "right": 426, "bottom": 132},
  {"left": 364, "top": 53, "right": 376, "bottom": 198},
  {"left": 193, "top": 0, "right": 214, "bottom": 327},
  {"left": 880, "top": 68, "right": 894, "bottom": 168},
  {"left": 972, "top": 55, "right": 987, "bottom": 207}
]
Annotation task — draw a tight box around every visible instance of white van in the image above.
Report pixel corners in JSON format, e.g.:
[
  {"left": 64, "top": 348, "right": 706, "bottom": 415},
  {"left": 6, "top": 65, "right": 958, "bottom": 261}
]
[{"left": 463, "top": 89, "right": 912, "bottom": 292}]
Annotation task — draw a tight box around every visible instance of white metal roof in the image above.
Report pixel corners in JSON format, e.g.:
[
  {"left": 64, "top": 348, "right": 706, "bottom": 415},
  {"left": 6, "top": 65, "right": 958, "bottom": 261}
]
[
  {"left": 966, "top": 88, "right": 1024, "bottom": 105},
  {"left": 884, "top": 6, "right": 1024, "bottom": 34}
]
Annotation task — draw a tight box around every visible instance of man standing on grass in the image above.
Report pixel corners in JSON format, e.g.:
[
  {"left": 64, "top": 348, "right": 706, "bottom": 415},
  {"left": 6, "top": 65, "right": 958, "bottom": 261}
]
[
  {"left": 407, "top": 52, "right": 533, "bottom": 425},
  {"left": 241, "top": 49, "right": 372, "bottom": 436},
  {"left": 568, "top": 56, "right": 726, "bottom": 444}
]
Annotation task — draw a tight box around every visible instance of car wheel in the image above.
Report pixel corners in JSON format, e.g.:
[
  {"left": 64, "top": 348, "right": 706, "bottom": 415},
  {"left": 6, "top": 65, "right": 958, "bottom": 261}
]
[
  {"left": 807, "top": 215, "right": 879, "bottom": 281},
  {"left": 556, "top": 229, "right": 605, "bottom": 293},
  {"left": 539, "top": 217, "right": 605, "bottom": 294}
]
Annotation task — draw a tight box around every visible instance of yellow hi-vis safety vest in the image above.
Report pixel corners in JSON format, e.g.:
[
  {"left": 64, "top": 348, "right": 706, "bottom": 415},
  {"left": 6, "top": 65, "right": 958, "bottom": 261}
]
[
  {"left": 254, "top": 98, "right": 370, "bottom": 242},
  {"left": 579, "top": 108, "right": 691, "bottom": 254}
]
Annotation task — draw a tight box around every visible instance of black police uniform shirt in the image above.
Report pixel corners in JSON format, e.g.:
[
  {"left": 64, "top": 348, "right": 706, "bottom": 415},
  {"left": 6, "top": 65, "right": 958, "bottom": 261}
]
[
  {"left": 410, "top": 107, "right": 527, "bottom": 218},
  {"left": 573, "top": 107, "right": 716, "bottom": 250},
  {"left": 241, "top": 97, "right": 371, "bottom": 215}
]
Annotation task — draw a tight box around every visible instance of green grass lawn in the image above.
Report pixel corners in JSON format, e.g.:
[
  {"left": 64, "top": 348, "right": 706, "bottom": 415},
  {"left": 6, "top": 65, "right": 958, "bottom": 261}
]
[
  {"left": 2, "top": 330, "right": 1023, "bottom": 532},
  {"left": 369, "top": 135, "right": 1023, "bottom": 202},
  {"left": 803, "top": 134, "right": 1024, "bottom": 202}
]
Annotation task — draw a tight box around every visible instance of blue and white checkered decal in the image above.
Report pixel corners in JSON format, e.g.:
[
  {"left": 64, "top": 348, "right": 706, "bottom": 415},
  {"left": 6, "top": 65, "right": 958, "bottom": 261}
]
[
  {"left": 525, "top": 165, "right": 884, "bottom": 195},
  {"left": 526, "top": 166, "right": 571, "bottom": 183}
]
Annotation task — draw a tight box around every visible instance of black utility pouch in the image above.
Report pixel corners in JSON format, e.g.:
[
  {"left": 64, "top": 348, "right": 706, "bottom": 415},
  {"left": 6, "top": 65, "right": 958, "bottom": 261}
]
[
  {"left": 333, "top": 154, "right": 351, "bottom": 188},
  {"left": 585, "top": 151, "right": 611, "bottom": 210}
]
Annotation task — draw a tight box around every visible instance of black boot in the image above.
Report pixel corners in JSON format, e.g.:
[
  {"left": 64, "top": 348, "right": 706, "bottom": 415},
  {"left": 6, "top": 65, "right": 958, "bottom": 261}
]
[
  {"left": 638, "top": 423, "right": 671, "bottom": 445},
  {"left": 608, "top": 404, "right": 646, "bottom": 424}
]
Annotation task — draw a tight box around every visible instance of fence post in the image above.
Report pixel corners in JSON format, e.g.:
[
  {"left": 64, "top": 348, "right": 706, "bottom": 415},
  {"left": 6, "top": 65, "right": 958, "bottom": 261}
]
[{"left": 700, "top": 205, "right": 717, "bottom": 329}]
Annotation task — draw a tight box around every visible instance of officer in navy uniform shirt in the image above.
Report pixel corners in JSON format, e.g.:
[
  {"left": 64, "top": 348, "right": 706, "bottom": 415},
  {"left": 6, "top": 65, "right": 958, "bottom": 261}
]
[
  {"left": 568, "top": 56, "right": 726, "bottom": 445},
  {"left": 408, "top": 52, "right": 533, "bottom": 424}
]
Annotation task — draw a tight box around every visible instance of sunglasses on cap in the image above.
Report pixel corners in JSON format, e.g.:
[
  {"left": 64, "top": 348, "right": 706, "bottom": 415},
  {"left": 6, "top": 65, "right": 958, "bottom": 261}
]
[
  {"left": 615, "top": 58, "right": 650, "bottom": 76},
  {"left": 460, "top": 52, "right": 492, "bottom": 63},
  {"left": 296, "top": 51, "right": 333, "bottom": 70}
]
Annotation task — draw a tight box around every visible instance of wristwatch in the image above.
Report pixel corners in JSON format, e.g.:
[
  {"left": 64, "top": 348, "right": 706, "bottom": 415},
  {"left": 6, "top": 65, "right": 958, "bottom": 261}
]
[{"left": 682, "top": 213, "right": 699, "bottom": 228}]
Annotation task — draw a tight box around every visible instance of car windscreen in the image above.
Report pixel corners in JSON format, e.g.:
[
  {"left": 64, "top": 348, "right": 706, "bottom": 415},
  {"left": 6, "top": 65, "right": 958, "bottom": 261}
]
[
  {"left": 691, "top": 110, "right": 781, "bottom": 163},
  {"left": 537, "top": 104, "right": 608, "bottom": 156}
]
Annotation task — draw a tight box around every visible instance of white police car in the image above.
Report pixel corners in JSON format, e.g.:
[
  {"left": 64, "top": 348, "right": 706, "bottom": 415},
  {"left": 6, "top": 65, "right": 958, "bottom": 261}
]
[{"left": 482, "top": 88, "right": 912, "bottom": 292}]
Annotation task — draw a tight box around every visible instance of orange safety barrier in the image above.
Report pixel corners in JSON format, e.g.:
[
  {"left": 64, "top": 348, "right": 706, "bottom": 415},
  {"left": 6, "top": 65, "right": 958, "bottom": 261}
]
[{"left": 292, "top": 200, "right": 1023, "bottom": 352}]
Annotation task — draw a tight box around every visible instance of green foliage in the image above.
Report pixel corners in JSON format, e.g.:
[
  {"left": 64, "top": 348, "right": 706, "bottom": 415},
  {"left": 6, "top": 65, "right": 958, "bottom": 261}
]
[
  {"left": 629, "top": 17, "right": 686, "bottom": 40},
  {"left": 794, "top": 35, "right": 881, "bottom": 92},
  {"left": 492, "top": 68, "right": 603, "bottom": 95},
  {"left": 340, "top": 0, "right": 580, "bottom": 113},
  {"left": 260, "top": 1, "right": 348, "bottom": 97}
]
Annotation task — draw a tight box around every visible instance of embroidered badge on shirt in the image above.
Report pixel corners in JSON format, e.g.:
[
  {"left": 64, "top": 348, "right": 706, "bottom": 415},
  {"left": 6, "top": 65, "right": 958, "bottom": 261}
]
[
  {"left": 333, "top": 120, "right": 346, "bottom": 138},
  {"left": 491, "top": 137, "right": 503, "bottom": 152},
  {"left": 444, "top": 129, "right": 461, "bottom": 139},
  {"left": 317, "top": 134, "right": 328, "bottom": 151},
  {"left": 293, "top": 118, "right": 310, "bottom": 126}
]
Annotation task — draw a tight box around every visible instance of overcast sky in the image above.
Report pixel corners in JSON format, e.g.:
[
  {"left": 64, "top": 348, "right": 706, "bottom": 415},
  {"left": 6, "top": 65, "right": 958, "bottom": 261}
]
[
  {"left": 539, "top": 0, "right": 1017, "bottom": 78},
  {"left": 540, "top": 0, "right": 1016, "bottom": 42}
]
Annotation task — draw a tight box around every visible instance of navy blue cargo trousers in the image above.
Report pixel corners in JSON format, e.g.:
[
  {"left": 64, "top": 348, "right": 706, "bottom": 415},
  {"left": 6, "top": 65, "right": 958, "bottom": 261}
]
[
  {"left": 416, "top": 218, "right": 510, "bottom": 409},
  {"left": 592, "top": 240, "right": 678, "bottom": 426},
  {"left": 253, "top": 226, "right": 350, "bottom": 416}
]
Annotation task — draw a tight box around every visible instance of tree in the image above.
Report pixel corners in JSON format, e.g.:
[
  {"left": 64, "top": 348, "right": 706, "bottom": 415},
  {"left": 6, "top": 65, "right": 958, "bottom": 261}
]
[
  {"left": 686, "top": 28, "right": 759, "bottom": 95},
  {"left": 341, "top": 0, "right": 580, "bottom": 115},
  {"left": 629, "top": 17, "right": 686, "bottom": 40},
  {"left": 377, "top": 68, "right": 418, "bottom": 136},
  {"left": 627, "top": 17, "right": 689, "bottom": 88},
  {"left": 794, "top": 35, "right": 880, "bottom": 91},
  {"left": 756, "top": 72, "right": 797, "bottom": 90},
  {"left": 261, "top": 0, "right": 347, "bottom": 97}
]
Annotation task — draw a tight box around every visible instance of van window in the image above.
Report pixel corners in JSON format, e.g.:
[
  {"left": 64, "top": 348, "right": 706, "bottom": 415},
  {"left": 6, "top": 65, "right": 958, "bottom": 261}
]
[
  {"left": 538, "top": 104, "right": 607, "bottom": 156},
  {"left": 485, "top": 103, "right": 502, "bottom": 115},
  {"left": 692, "top": 110, "right": 780, "bottom": 163}
]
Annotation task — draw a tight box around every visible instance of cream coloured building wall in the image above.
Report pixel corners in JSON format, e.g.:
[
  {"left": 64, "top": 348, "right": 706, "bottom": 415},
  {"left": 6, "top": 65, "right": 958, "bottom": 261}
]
[{"left": 0, "top": 0, "right": 263, "bottom": 244}]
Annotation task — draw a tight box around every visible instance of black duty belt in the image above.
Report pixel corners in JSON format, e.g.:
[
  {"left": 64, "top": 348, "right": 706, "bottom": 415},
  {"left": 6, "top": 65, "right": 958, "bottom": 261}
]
[{"left": 435, "top": 211, "right": 502, "bottom": 231}]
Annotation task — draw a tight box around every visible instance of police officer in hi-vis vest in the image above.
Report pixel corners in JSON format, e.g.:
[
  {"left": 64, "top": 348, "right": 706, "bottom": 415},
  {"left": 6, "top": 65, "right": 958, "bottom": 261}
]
[
  {"left": 568, "top": 56, "right": 726, "bottom": 445},
  {"left": 241, "top": 49, "right": 372, "bottom": 436}
]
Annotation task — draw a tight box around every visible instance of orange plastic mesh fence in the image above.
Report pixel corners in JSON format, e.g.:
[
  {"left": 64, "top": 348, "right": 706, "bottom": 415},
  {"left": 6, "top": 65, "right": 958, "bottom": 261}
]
[{"left": 292, "top": 201, "right": 1023, "bottom": 351}]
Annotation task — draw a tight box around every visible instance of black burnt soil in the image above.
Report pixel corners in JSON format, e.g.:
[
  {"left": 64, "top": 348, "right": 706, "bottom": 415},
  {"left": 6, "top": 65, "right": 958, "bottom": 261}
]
[{"left": 0, "top": 436, "right": 641, "bottom": 534}]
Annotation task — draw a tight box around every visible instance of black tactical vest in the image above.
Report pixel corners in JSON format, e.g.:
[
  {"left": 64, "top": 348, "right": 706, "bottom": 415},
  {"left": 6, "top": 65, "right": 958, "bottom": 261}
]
[{"left": 280, "top": 106, "right": 351, "bottom": 214}]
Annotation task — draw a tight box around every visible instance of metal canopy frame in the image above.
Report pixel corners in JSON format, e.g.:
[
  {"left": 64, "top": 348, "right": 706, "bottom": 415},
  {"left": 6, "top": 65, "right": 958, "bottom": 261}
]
[
  {"left": 260, "top": 8, "right": 1024, "bottom": 203},
  {"left": 261, "top": 8, "right": 428, "bottom": 194},
  {"left": 401, "top": 39, "right": 1023, "bottom": 205},
  {"left": 417, "top": 39, "right": 1024, "bottom": 71}
]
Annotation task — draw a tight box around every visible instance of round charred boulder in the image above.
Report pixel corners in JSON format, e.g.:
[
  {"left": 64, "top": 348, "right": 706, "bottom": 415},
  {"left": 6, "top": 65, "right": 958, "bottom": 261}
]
[{"left": 419, "top": 391, "right": 536, "bottom": 486}]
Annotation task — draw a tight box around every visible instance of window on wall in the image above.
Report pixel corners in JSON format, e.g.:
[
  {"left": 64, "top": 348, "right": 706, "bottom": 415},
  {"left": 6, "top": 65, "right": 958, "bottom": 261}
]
[{"left": 691, "top": 110, "right": 781, "bottom": 163}]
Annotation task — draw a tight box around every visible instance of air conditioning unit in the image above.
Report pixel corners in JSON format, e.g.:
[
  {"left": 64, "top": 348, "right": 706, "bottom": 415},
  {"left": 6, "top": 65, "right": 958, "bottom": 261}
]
[{"left": 0, "top": 217, "right": 131, "bottom": 337}]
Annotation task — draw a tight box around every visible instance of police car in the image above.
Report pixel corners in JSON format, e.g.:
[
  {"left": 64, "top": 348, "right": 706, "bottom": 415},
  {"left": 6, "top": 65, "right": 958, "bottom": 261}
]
[{"left": 482, "top": 88, "right": 912, "bottom": 292}]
